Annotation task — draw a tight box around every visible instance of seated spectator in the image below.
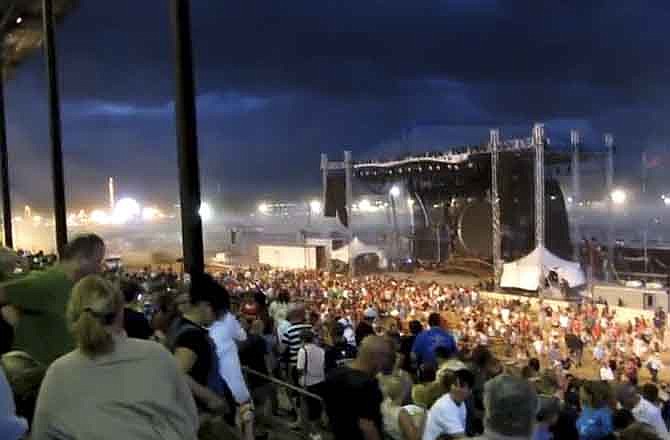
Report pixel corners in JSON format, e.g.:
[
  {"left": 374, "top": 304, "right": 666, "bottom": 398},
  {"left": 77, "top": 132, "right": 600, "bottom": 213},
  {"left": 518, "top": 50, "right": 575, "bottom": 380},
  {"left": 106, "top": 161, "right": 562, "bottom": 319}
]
[
  {"left": 121, "top": 279, "right": 153, "bottom": 340},
  {"left": 480, "top": 374, "right": 538, "bottom": 440},
  {"left": 0, "top": 234, "right": 105, "bottom": 365},
  {"left": 0, "top": 367, "right": 27, "bottom": 440},
  {"left": 423, "top": 369, "right": 475, "bottom": 440},
  {"left": 31, "top": 275, "right": 198, "bottom": 439},
  {"left": 379, "top": 374, "right": 424, "bottom": 440}
]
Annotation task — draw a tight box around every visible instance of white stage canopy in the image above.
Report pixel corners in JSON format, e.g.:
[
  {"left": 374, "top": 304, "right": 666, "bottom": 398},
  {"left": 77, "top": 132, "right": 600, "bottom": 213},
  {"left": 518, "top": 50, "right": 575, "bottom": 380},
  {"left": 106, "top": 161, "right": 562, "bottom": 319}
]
[{"left": 500, "top": 246, "right": 585, "bottom": 291}]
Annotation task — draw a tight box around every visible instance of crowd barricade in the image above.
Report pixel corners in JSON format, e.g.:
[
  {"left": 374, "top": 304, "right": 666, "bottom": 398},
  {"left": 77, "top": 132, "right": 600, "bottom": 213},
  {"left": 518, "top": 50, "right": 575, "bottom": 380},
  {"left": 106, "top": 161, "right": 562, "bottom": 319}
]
[{"left": 241, "top": 366, "right": 328, "bottom": 439}]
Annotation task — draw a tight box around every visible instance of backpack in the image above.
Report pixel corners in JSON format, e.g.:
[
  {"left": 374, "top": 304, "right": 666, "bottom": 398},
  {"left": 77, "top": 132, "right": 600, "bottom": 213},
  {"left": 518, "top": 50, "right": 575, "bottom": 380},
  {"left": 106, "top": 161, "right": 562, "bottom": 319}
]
[{"left": 166, "top": 319, "right": 232, "bottom": 399}]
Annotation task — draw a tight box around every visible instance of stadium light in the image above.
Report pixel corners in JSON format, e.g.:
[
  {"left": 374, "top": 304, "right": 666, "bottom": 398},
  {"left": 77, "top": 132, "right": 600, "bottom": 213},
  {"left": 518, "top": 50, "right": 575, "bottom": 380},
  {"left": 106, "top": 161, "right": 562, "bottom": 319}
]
[
  {"left": 610, "top": 188, "right": 627, "bottom": 206},
  {"left": 113, "top": 197, "right": 141, "bottom": 224},
  {"left": 359, "top": 198, "right": 372, "bottom": 212},
  {"left": 309, "top": 199, "right": 322, "bottom": 215},
  {"left": 199, "top": 202, "right": 213, "bottom": 222}
]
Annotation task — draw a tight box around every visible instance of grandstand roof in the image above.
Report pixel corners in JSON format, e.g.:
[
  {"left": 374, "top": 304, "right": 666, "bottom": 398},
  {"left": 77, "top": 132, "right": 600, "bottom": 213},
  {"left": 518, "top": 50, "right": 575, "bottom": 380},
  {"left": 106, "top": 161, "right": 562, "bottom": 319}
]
[{"left": 0, "top": 0, "right": 76, "bottom": 76}]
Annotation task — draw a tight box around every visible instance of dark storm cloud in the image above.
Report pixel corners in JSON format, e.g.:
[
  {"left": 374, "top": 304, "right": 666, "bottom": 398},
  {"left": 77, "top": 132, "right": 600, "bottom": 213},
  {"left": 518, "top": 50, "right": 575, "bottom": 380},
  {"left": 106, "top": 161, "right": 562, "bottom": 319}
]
[{"left": 4, "top": 0, "right": 670, "bottom": 210}]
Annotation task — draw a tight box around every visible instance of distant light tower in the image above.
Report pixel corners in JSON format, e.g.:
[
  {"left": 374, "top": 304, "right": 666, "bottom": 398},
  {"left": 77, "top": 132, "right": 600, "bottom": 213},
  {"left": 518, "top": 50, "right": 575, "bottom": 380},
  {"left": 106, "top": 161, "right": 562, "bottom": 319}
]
[{"left": 108, "top": 177, "right": 116, "bottom": 211}]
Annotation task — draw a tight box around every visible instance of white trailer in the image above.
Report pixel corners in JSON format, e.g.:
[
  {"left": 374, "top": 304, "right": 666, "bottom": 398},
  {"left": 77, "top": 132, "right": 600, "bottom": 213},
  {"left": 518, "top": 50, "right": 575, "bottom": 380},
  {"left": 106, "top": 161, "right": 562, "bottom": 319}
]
[{"left": 258, "top": 245, "right": 324, "bottom": 270}]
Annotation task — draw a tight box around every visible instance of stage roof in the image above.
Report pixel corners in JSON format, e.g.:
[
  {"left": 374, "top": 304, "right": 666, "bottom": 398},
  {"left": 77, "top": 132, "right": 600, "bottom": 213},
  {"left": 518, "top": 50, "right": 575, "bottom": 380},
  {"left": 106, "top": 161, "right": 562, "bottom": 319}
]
[{"left": 0, "top": 0, "right": 76, "bottom": 76}]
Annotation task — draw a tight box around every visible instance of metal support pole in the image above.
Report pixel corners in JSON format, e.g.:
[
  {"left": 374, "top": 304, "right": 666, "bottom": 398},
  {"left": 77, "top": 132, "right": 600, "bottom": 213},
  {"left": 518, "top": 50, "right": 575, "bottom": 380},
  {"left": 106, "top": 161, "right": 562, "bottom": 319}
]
[
  {"left": 533, "top": 123, "right": 545, "bottom": 248},
  {"left": 344, "top": 150, "right": 353, "bottom": 232},
  {"left": 571, "top": 129, "right": 581, "bottom": 262},
  {"left": 605, "top": 133, "right": 614, "bottom": 282},
  {"left": 171, "top": 0, "right": 204, "bottom": 277},
  {"left": 42, "top": 0, "right": 67, "bottom": 256},
  {"left": 0, "top": 62, "right": 12, "bottom": 249},
  {"left": 321, "top": 153, "right": 328, "bottom": 215},
  {"left": 490, "top": 129, "right": 501, "bottom": 288},
  {"left": 390, "top": 195, "right": 399, "bottom": 260}
]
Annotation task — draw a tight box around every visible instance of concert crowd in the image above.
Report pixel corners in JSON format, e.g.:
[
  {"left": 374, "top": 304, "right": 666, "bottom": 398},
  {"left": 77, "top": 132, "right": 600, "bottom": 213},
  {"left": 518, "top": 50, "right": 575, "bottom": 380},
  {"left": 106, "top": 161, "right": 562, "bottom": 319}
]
[{"left": 1, "top": 234, "right": 670, "bottom": 440}]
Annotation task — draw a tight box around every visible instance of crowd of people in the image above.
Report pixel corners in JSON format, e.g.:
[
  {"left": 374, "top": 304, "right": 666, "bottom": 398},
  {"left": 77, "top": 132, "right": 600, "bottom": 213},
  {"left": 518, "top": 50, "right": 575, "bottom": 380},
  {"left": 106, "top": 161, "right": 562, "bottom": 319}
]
[{"left": 1, "top": 235, "right": 670, "bottom": 440}]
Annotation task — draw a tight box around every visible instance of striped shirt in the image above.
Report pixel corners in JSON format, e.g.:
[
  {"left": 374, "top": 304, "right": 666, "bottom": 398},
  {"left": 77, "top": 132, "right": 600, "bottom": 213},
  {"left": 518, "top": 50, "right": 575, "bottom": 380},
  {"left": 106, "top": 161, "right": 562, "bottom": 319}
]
[{"left": 281, "top": 322, "right": 312, "bottom": 366}]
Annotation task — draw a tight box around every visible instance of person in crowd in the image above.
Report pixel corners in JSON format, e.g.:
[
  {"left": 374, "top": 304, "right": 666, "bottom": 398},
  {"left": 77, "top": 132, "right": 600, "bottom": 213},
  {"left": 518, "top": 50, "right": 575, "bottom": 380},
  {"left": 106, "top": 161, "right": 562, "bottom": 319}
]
[
  {"left": 268, "top": 289, "right": 290, "bottom": 325},
  {"left": 356, "top": 307, "right": 377, "bottom": 346},
  {"left": 0, "top": 234, "right": 105, "bottom": 365},
  {"left": 476, "top": 374, "right": 538, "bottom": 440},
  {"left": 647, "top": 352, "right": 663, "bottom": 384},
  {"left": 576, "top": 380, "right": 614, "bottom": 440},
  {"left": 399, "top": 320, "right": 423, "bottom": 374},
  {"left": 121, "top": 279, "right": 153, "bottom": 340},
  {"left": 324, "top": 321, "right": 357, "bottom": 373},
  {"left": 324, "top": 335, "right": 395, "bottom": 440},
  {"left": 281, "top": 304, "right": 313, "bottom": 383},
  {"left": 379, "top": 374, "right": 424, "bottom": 440},
  {"left": 423, "top": 368, "right": 475, "bottom": 440},
  {"left": 166, "top": 274, "right": 230, "bottom": 415},
  {"left": 0, "top": 366, "right": 27, "bottom": 440},
  {"left": 31, "top": 275, "right": 198, "bottom": 439},
  {"left": 617, "top": 383, "right": 670, "bottom": 440},
  {"left": 621, "top": 423, "right": 664, "bottom": 440},
  {"left": 297, "top": 329, "right": 326, "bottom": 440},
  {"left": 412, "top": 313, "right": 457, "bottom": 369},
  {"left": 206, "top": 274, "right": 255, "bottom": 440},
  {"left": 533, "top": 396, "right": 561, "bottom": 440},
  {"left": 613, "top": 409, "right": 636, "bottom": 435}
]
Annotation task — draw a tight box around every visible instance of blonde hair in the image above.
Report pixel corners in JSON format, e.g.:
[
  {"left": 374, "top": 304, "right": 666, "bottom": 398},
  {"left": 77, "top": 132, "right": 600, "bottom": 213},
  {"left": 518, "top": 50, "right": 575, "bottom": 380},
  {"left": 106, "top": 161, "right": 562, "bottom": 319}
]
[
  {"left": 378, "top": 374, "right": 406, "bottom": 405},
  {"left": 67, "top": 275, "right": 123, "bottom": 358}
]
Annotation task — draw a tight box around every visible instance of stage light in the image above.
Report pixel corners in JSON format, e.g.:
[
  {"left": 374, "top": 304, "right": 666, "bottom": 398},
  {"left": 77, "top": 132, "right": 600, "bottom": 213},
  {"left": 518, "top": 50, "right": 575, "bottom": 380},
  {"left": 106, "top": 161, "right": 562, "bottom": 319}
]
[
  {"left": 258, "top": 203, "right": 270, "bottom": 214},
  {"left": 389, "top": 185, "right": 401, "bottom": 198},
  {"left": 142, "top": 206, "right": 163, "bottom": 222},
  {"left": 16, "top": 17, "right": 22, "bottom": 24},
  {"left": 91, "top": 210, "right": 111, "bottom": 225},
  {"left": 199, "top": 202, "right": 213, "bottom": 222},
  {"left": 309, "top": 200, "right": 322, "bottom": 215},
  {"left": 113, "top": 197, "right": 141, "bottom": 224},
  {"left": 610, "top": 189, "right": 627, "bottom": 206}
]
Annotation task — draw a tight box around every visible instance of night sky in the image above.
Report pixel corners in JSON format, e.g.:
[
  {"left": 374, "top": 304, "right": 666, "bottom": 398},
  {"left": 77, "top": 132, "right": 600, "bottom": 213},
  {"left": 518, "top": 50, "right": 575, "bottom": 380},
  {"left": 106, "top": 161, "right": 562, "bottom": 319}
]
[{"left": 4, "top": 0, "right": 670, "bottom": 212}]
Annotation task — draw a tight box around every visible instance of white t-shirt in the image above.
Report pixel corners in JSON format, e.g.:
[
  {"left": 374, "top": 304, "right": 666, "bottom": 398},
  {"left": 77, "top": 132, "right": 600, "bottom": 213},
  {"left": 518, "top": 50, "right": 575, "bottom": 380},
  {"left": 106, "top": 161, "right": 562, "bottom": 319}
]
[
  {"left": 633, "top": 397, "right": 670, "bottom": 440},
  {"left": 422, "top": 394, "right": 467, "bottom": 440},
  {"left": 296, "top": 344, "right": 325, "bottom": 387},
  {"left": 600, "top": 367, "right": 615, "bottom": 381}
]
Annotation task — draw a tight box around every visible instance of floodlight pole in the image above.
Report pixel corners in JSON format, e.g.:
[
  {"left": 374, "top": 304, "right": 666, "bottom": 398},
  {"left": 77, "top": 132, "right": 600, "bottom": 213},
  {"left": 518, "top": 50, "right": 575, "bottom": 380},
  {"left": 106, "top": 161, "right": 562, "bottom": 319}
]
[
  {"left": 42, "top": 0, "right": 67, "bottom": 256},
  {"left": 605, "top": 134, "right": 614, "bottom": 282},
  {"left": 171, "top": 0, "right": 204, "bottom": 277},
  {"left": 533, "top": 123, "right": 545, "bottom": 248}
]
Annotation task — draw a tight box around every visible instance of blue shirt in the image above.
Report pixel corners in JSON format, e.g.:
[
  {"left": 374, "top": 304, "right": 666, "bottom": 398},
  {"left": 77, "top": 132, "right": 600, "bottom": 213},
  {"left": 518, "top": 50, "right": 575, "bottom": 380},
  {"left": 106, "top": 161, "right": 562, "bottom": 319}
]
[
  {"left": 411, "top": 326, "right": 457, "bottom": 366},
  {"left": 533, "top": 424, "right": 553, "bottom": 440},
  {"left": 576, "top": 406, "right": 613, "bottom": 440}
]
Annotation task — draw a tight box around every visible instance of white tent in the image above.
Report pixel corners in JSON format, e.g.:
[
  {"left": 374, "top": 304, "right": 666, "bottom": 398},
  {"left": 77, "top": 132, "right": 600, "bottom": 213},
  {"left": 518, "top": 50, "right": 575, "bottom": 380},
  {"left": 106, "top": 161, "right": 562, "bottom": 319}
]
[
  {"left": 331, "top": 237, "right": 388, "bottom": 268},
  {"left": 500, "top": 246, "right": 585, "bottom": 291}
]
